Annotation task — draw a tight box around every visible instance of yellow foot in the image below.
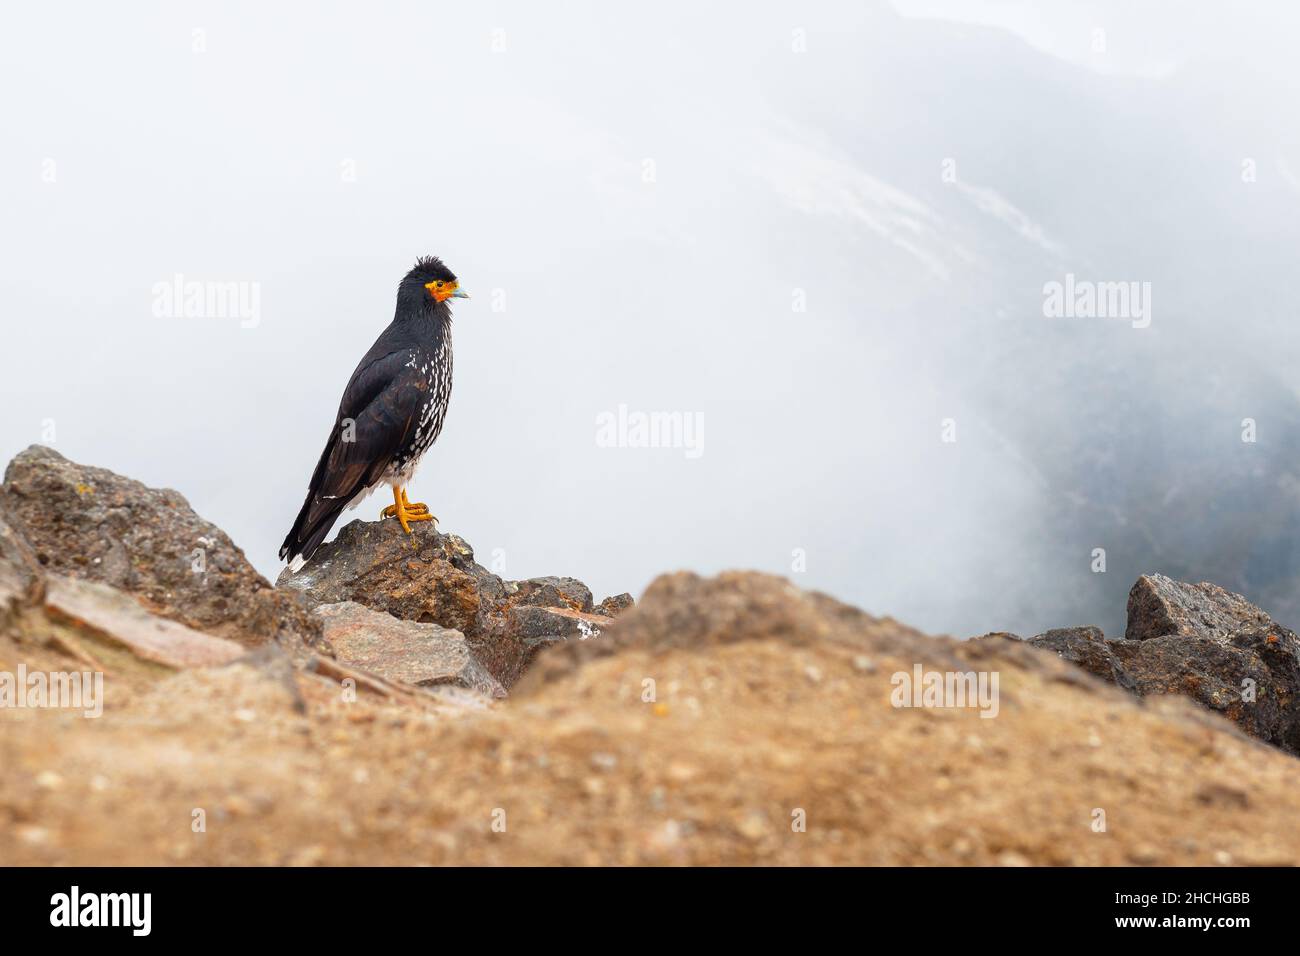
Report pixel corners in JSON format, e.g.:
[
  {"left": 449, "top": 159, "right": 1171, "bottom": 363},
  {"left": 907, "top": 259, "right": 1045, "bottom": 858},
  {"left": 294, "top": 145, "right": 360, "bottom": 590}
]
[{"left": 380, "top": 487, "right": 438, "bottom": 534}]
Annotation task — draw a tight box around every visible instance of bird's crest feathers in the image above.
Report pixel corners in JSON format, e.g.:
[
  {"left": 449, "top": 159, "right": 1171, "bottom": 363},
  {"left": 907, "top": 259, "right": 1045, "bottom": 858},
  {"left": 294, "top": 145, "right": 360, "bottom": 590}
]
[{"left": 405, "top": 255, "right": 457, "bottom": 284}]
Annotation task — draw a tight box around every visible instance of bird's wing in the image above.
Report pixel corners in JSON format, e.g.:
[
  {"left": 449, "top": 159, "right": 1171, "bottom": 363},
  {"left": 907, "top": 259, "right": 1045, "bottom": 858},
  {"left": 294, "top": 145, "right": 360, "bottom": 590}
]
[{"left": 280, "top": 349, "right": 430, "bottom": 561}]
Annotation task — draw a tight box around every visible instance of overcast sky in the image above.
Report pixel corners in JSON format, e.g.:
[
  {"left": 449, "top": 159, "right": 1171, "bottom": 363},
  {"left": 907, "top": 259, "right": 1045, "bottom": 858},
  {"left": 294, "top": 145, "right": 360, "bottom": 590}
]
[{"left": 3, "top": 1, "right": 1298, "bottom": 639}]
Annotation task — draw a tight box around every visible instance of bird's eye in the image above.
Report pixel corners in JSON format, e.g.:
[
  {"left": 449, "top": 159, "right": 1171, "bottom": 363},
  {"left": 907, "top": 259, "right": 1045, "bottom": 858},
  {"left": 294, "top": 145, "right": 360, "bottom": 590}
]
[{"left": 434, "top": 281, "right": 443, "bottom": 288}]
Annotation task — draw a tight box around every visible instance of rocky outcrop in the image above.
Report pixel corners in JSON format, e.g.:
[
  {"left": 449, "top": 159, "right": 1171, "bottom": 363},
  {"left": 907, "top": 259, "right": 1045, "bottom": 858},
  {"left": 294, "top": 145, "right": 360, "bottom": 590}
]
[
  {"left": 0, "top": 448, "right": 628, "bottom": 700},
  {"left": 10, "top": 446, "right": 1300, "bottom": 865},
  {"left": 313, "top": 601, "right": 505, "bottom": 698},
  {"left": 1001, "top": 576, "right": 1300, "bottom": 755},
  {"left": 1, "top": 446, "right": 322, "bottom": 655},
  {"left": 277, "top": 517, "right": 631, "bottom": 688}
]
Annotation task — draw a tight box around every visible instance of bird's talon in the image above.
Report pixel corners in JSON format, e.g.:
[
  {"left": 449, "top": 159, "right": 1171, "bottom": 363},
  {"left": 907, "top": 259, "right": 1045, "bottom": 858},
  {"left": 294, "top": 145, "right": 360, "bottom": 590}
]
[{"left": 382, "top": 487, "right": 436, "bottom": 535}]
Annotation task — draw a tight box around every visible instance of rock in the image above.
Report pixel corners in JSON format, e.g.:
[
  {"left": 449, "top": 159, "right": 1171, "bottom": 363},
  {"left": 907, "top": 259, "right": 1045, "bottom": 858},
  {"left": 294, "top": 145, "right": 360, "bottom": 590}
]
[
  {"left": 595, "top": 593, "right": 635, "bottom": 617},
  {"left": 1126, "top": 573, "right": 1272, "bottom": 642},
  {"left": 313, "top": 602, "right": 505, "bottom": 698},
  {"left": 1002, "top": 577, "right": 1300, "bottom": 755},
  {"left": 1, "top": 446, "right": 322, "bottom": 655},
  {"left": 278, "top": 520, "right": 492, "bottom": 632},
  {"left": 1109, "top": 628, "right": 1299, "bottom": 750},
  {"left": 1026, "top": 626, "right": 1137, "bottom": 692},
  {"left": 0, "top": 501, "right": 44, "bottom": 626},
  {"left": 512, "top": 576, "right": 593, "bottom": 613},
  {"left": 505, "top": 605, "right": 612, "bottom": 674},
  {"left": 30, "top": 574, "right": 247, "bottom": 670},
  {"left": 1118, "top": 577, "right": 1300, "bottom": 752},
  {"left": 278, "top": 517, "right": 622, "bottom": 687}
]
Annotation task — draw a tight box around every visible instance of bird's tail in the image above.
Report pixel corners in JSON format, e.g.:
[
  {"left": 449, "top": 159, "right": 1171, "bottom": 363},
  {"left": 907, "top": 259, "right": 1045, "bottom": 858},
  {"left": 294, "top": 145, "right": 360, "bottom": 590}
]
[{"left": 279, "top": 492, "right": 348, "bottom": 568}]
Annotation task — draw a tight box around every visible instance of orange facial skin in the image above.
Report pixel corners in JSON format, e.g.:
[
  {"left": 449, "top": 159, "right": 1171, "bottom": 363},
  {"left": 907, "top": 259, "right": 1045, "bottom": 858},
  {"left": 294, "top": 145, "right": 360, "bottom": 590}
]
[{"left": 425, "top": 279, "right": 459, "bottom": 302}]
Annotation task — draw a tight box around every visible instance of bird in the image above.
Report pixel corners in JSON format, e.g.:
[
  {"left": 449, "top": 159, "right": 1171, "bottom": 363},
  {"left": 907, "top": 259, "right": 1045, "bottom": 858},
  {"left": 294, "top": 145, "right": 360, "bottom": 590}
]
[{"left": 280, "top": 255, "right": 468, "bottom": 567}]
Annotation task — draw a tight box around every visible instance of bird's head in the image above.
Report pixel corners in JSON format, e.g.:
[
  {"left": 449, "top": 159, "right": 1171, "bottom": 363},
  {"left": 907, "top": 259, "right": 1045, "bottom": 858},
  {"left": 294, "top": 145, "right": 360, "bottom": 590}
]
[{"left": 403, "top": 255, "right": 469, "bottom": 305}]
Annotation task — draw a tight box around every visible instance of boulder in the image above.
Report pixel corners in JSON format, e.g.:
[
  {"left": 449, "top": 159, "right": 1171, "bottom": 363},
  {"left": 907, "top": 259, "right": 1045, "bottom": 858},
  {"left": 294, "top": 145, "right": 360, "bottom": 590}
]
[
  {"left": 1, "top": 446, "right": 322, "bottom": 655},
  {"left": 2, "top": 491, "right": 244, "bottom": 676},
  {"left": 1126, "top": 573, "right": 1273, "bottom": 641},
  {"left": 313, "top": 601, "right": 504, "bottom": 698},
  {"left": 278, "top": 518, "right": 627, "bottom": 687},
  {"left": 278, "top": 520, "right": 493, "bottom": 633},
  {"left": 1003, "top": 578, "right": 1300, "bottom": 755},
  {"left": 1111, "top": 628, "right": 1298, "bottom": 750},
  {"left": 1117, "top": 575, "right": 1300, "bottom": 751}
]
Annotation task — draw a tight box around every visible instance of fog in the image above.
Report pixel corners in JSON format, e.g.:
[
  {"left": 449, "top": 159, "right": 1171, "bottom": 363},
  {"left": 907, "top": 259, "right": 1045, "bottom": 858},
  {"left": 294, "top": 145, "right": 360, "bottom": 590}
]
[{"left": 3, "top": 1, "right": 1298, "bottom": 639}]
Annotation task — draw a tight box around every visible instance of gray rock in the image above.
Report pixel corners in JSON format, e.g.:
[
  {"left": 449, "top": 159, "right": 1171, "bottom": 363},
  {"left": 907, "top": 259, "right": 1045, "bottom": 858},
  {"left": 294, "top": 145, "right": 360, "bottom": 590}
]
[
  {"left": 505, "top": 605, "right": 612, "bottom": 675},
  {"left": 512, "top": 576, "right": 593, "bottom": 613},
  {"left": 0, "top": 500, "right": 43, "bottom": 626},
  {"left": 1126, "top": 573, "right": 1272, "bottom": 642},
  {"left": 313, "top": 601, "right": 505, "bottom": 698},
  {"left": 1106, "top": 629, "right": 1294, "bottom": 747},
  {"left": 2, "top": 446, "right": 322, "bottom": 656},
  {"left": 1120, "top": 574, "right": 1300, "bottom": 751},
  {"left": 1011, "top": 577, "right": 1300, "bottom": 756},
  {"left": 595, "top": 593, "right": 635, "bottom": 617},
  {"left": 1027, "top": 626, "right": 1136, "bottom": 692}
]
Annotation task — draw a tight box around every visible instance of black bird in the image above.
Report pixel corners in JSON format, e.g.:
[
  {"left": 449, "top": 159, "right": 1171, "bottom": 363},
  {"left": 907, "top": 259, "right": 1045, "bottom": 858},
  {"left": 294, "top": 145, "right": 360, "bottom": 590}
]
[{"left": 280, "top": 256, "right": 468, "bottom": 566}]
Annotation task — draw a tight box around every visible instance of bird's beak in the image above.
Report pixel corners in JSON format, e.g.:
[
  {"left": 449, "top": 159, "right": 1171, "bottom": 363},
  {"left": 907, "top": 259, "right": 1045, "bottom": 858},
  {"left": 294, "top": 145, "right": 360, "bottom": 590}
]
[{"left": 451, "top": 288, "right": 470, "bottom": 299}]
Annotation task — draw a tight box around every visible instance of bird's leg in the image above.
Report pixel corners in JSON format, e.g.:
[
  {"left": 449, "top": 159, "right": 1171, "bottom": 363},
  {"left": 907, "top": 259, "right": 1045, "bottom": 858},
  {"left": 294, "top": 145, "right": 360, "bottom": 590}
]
[
  {"left": 380, "top": 486, "right": 435, "bottom": 534},
  {"left": 401, "top": 488, "right": 437, "bottom": 525}
]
